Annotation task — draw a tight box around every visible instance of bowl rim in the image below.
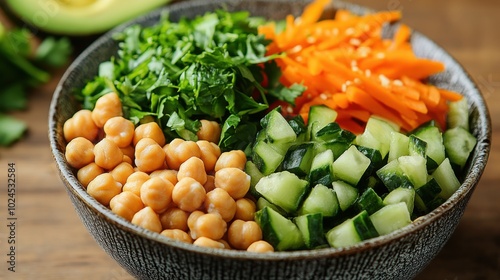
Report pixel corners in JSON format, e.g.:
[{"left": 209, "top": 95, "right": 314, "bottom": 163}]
[{"left": 49, "top": 0, "right": 491, "bottom": 261}]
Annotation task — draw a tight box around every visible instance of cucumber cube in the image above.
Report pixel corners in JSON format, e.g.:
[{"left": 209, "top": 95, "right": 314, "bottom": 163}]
[{"left": 332, "top": 145, "right": 371, "bottom": 186}]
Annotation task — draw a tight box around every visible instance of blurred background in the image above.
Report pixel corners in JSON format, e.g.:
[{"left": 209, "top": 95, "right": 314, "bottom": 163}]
[{"left": 0, "top": 0, "right": 498, "bottom": 279}]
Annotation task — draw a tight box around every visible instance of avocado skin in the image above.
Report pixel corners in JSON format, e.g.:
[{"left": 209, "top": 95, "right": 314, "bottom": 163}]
[{"left": 2, "top": 0, "right": 172, "bottom": 36}]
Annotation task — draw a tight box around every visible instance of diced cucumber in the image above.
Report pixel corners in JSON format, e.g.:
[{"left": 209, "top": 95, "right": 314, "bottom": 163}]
[
  {"left": 282, "top": 143, "right": 315, "bottom": 177},
  {"left": 288, "top": 115, "right": 307, "bottom": 138},
  {"left": 432, "top": 158, "right": 461, "bottom": 200},
  {"left": 262, "top": 109, "right": 297, "bottom": 153},
  {"left": 356, "top": 145, "right": 384, "bottom": 175},
  {"left": 315, "top": 122, "right": 356, "bottom": 143},
  {"left": 369, "top": 202, "right": 411, "bottom": 235},
  {"left": 255, "top": 171, "right": 309, "bottom": 213},
  {"left": 252, "top": 140, "right": 284, "bottom": 175},
  {"left": 447, "top": 98, "right": 469, "bottom": 131},
  {"left": 326, "top": 210, "right": 378, "bottom": 248},
  {"left": 314, "top": 140, "right": 351, "bottom": 160},
  {"left": 298, "top": 184, "right": 339, "bottom": 217},
  {"left": 376, "top": 159, "right": 414, "bottom": 191},
  {"left": 357, "top": 116, "right": 399, "bottom": 158},
  {"left": 308, "top": 149, "right": 334, "bottom": 186},
  {"left": 332, "top": 180, "right": 359, "bottom": 212},
  {"left": 383, "top": 187, "right": 415, "bottom": 215},
  {"left": 412, "top": 125, "right": 446, "bottom": 167},
  {"left": 245, "top": 160, "right": 264, "bottom": 197},
  {"left": 414, "top": 178, "right": 442, "bottom": 213},
  {"left": 355, "top": 187, "right": 384, "bottom": 215},
  {"left": 408, "top": 135, "right": 427, "bottom": 158},
  {"left": 294, "top": 213, "right": 328, "bottom": 249},
  {"left": 256, "top": 197, "right": 287, "bottom": 216},
  {"left": 443, "top": 126, "right": 477, "bottom": 170},
  {"left": 388, "top": 131, "right": 409, "bottom": 163},
  {"left": 307, "top": 105, "right": 338, "bottom": 141},
  {"left": 398, "top": 155, "right": 428, "bottom": 188},
  {"left": 351, "top": 210, "right": 379, "bottom": 240},
  {"left": 332, "top": 145, "right": 371, "bottom": 186},
  {"left": 255, "top": 206, "right": 304, "bottom": 251}
]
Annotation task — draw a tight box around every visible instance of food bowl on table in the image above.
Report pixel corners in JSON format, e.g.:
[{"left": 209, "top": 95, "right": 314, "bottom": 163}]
[{"left": 48, "top": 0, "right": 491, "bottom": 279}]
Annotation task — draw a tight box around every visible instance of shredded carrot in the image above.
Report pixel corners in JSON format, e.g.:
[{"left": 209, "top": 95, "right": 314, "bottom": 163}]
[{"left": 259, "top": 0, "right": 463, "bottom": 133}]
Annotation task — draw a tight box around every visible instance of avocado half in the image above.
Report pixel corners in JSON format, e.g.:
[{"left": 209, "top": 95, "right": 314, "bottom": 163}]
[{"left": 4, "top": 0, "right": 171, "bottom": 36}]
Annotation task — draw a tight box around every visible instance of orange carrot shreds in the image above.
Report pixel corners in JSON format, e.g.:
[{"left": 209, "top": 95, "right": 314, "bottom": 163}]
[{"left": 259, "top": 0, "right": 464, "bottom": 133}]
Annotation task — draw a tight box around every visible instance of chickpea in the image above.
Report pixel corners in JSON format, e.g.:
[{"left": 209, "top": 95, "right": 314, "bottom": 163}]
[
  {"left": 140, "top": 177, "right": 174, "bottom": 213},
  {"left": 109, "top": 191, "right": 144, "bottom": 221},
  {"left": 94, "top": 138, "right": 124, "bottom": 170},
  {"left": 77, "top": 162, "right": 104, "bottom": 188},
  {"left": 91, "top": 92, "right": 123, "bottom": 128},
  {"left": 159, "top": 208, "right": 189, "bottom": 231},
  {"left": 86, "top": 173, "right": 122, "bottom": 206},
  {"left": 160, "top": 229, "right": 192, "bottom": 244},
  {"left": 104, "top": 116, "right": 135, "bottom": 148},
  {"left": 214, "top": 168, "right": 251, "bottom": 199},
  {"left": 150, "top": 169, "right": 178, "bottom": 186},
  {"left": 196, "top": 140, "right": 221, "bottom": 172},
  {"left": 177, "top": 157, "right": 207, "bottom": 185},
  {"left": 187, "top": 211, "right": 204, "bottom": 233},
  {"left": 110, "top": 162, "right": 134, "bottom": 186},
  {"left": 164, "top": 139, "right": 201, "bottom": 170},
  {"left": 122, "top": 155, "right": 133, "bottom": 165},
  {"left": 234, "top": 198, "right": 257, "bottom": 221},
  {"left": 63, "top": 109, "right": 99, "bottom": 142},
  {"left": 120, "top": 145, "right": 135, "bottom": 162},
  {"left": 193, "top": 237, "right": 225, "bottom": 249},
  {"left": 172, "top": 177, "right": 206, "bottom": 212},
  {"left": 196, "top": 120, "right": 221, "bottom": 144},
  {"left": 122, "top": 171, "right": 150, "bottom": 196},
  {"left": 133, "top": 122, "right": 166, "bottom": 147},
  {"left": 203, "top": 175, "right": 216, "bottom": 193},
  {"left": 227, "top": 220, "right": 262, "bottom": 250},
  {"left": 204, "top": 188, "right": 236, "bottom": 222},
  {"left": 65, "top": 137, "right": 94, "bottom": 169},
  {"left": 247, "top": 240, "right": 274, "bottom": 253},
  {"left": 219, "top": 239, "right": 231, "bottom": 249},
  {"left": 131, "top": 206, "right": 162, "bottom": 233},
  {"left": 214, "top": 150, "right": 247, "bottom": 172},
  {"left": 189, "top": 213, "right": 227, "bottom": 240},
  {"left": 135, "top": 138, "right": 166, "bottom": 173}
]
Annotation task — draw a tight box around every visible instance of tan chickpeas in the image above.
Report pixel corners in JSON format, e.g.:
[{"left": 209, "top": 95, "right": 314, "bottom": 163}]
[
  {"left": 227, "top": 220, "right": 262, "bottom": 250},
  {"left": 86, "top": 173, "right": 122, "bottom": 206},
  {"left": 140, "top": 177, "right": 174, "bottom": 213},
  {"left": 203, "top": 175, "right": 216, "bottom": 193},
  {"left": 104, "top": 116, "right": 135, "bottom": 148},
  {"left": 160, "top": 229, "right": 193, "bottom": 244},
  {"left": 177, "top": 157, "right": 207, "bottom": 185},
  {"left": 63, "top": 109, "right": 99, "bottom": 142},
  {"left": 193, "top": 237, "right": 225, "bottom": 249},
  {"left": 134, "top": 138, "right": 166, "bottom": 173},
  {"left": 65, "top": 137, "right": 95, "bottom": 169},
  {"left": 172, "top": 177, "right": 206, "bottom": 212},
  {"left": 247, "top": 240, "right": 274, "bottom": 253},
  {"left": 91, "top": 92, "right": 123, "bottom": 128},
  {"left": 109, "top": 191, "right": 144, "bottom": 221},
  {"left": 196, "top": 120, "right": 221, "bottom": 144},
  {"left": 164, "top": 139, "right": 201, "bottom": 170},
  {"left": 160, "top": 208, "right": 189, "bottom": 231},
  {"left": 214, "top": 150, "right": 247, "bottom": 171},
  {"left": 94, "top": 138, "right": 124, "bottom": 170},
  {"left": 133, "top": 122, "right": 166, "bottom": 147},
  {"left": 214, "top": 167, "right": 251, "bottom": 199},
  {"left": 110, "top": 162, "right": 135, "bottom": 185},
  {"left": 204, "top": 188, "right": 236, "bottom": 222},
  {"left": 196, "top": 140, "right": 221, "bottom": 172},
  {"left": 131, "top": 206, "right": 162, "bottom": 233},
  {"left": 77, "top": 162, "right": 104, "bottom": 188},
  {"left": 150, "top": 169, "right": 178, "bottom": 186},
  {"left": 234, "top": 198, "right": 257, "bottom": 221},
  {"left": 189, "top": 213, "right": 227, "bottom": 240},
  {"left": 122, "top": 171, "right": 150, "bottom": 197}
]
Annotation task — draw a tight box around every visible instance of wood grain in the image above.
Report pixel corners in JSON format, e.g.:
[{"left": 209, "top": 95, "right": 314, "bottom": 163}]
[{"left": 1, "top": 0, "right": 499, "bottom": 279}]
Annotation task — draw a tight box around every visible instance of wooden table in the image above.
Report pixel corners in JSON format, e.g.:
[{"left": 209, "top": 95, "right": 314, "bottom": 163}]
[{"left": 1, "top": 0, "right": 499, "bottom": 279}]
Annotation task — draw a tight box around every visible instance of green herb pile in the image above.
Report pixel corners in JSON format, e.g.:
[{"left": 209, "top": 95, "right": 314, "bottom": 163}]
[
  {"left": 78, "top": 9, "right": 304, "bottom": 152},
  {"left": 0, "top": 22, "right": 71, "bottom": 146}
]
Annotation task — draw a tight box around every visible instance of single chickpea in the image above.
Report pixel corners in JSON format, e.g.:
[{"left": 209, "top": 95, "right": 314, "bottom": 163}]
[
  {"left": 109, "top": 191, "right": 144, "bottom": 221},
  {"left": 219, "top": 239, "right": 231, "bottom": 249},
  {"left": 110, "top": 162, "right": 134, "bottom": 186},
  {"left": 247, "top": 240, "right": 274, "bottom": 253},
  {"left": 122, "top": 155, "right": 133, "bottom": 165},
  {"left": 164, "top": 139, "right": 201, "bottom": 170},
  {"left": 91, "top": 92, "right": 123, "bottom": 128},
  {"left": 120, "top": 145, "right": 135, "bottom": 162},
  {"left": 133, "top": 122, "right": 166, "bottom": 147},
  {"left": 65, "top": 137, "right": 95, "bottom": 169},
  {"left": 187, "top": 211, "right": 204, "bottom": 234},
  {"left": 177, "top": 157, "right": 207, "bottom": 185},
  {"left": 227, "top": 220, "right": 263, "bottom": 250},
  {"left": 94, "top": 138, "right": 124, "bottom": 170},
  {"left": 189, "top": 213, "right": 227, "bottom": 240},
  {"left": 203, "top": 175, "right": 216, "bottom": 193},
  {"left": 77, "top": 162, "right": 104, "bottom": 188},
  {"left": 172, "top": 177, "right": 206, "bottom": 212},
  {"left": 214, "top": 168, "right": 251, "bottom": 199},
  {"left": 214, "top": 150, "right": 247, "bottom": 172},
  {"left": 196, "top": 120, "right": 221, "bottom": 144},
  {"left": 86, "top": 173, "right": 122, "bottom": 206},
  {"left": 150, "top": 169, "right": 178, "bottom": 186},
  {"left": 63, "top": 109, "right": 99, "bottom": 142},
  {"left": 204, "top": 188, "right": 236, "bottom": 222},
  {"left": 196, "top": 140, "right": 221, "bottom": 172},
  {"left": 234, "top": 198, "right": 257, "bottom": 221},
  {"left": 159, "top": 207, "right": 189, "bottom": 231},
  {"left": 135, "top": 138, "right": 166, "bottom": 173},
  {"left": 122, "top": 171, "right": 150, "bottom": 197},
  {"left": 193, "top": 237, "right": 225, "bottom": 249},
  {"left": 160, "top": 229, "right": 193, "bottom": 244},
  {"left": 140, "top": 177, "right": 174, "bottom": 213},
  {"left": 104, "top": 116, "right": 135, "bottom": 148},
  {"left": 131, "top": 206, "right": 162, "bottom": 233}
]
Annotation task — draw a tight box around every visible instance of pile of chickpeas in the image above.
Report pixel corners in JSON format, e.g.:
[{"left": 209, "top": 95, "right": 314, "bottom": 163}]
[{"left": 63, "top": 92, "right": 274, "bottom": 253}]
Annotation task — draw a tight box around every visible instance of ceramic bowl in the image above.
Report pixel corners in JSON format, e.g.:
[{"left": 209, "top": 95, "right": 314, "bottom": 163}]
[{"left": 48, "top": 0, "right": 491, "bottom": 279}]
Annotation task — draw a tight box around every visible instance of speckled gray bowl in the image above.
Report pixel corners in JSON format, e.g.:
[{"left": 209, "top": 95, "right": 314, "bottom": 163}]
[{"left": 48, "top": 0, "right": 491, "bottom": 279}]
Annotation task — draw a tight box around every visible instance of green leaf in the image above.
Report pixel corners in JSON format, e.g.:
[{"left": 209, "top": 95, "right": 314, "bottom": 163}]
[
  {"left": 0, "top": 114, "right": 27, "bottom": 146},
  {"left": 35, "top": 37, "right": 72, "bottom": 67},
  {"left": 0, "top": 84, "right": 27, "bottom": 111}
]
